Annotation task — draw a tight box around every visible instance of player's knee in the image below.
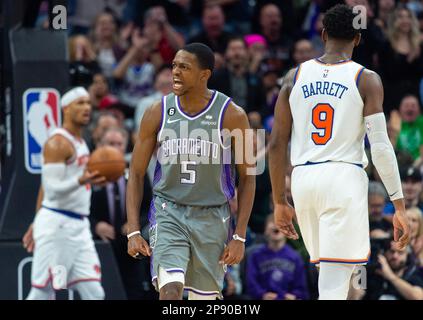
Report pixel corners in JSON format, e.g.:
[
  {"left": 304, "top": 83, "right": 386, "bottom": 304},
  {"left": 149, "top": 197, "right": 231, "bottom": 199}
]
[
  {"left": 73, "top": 281, "right": 105, "bottom": 300},
  {"left": 160, "top": 282, "right": 184, "bottom": 300}
]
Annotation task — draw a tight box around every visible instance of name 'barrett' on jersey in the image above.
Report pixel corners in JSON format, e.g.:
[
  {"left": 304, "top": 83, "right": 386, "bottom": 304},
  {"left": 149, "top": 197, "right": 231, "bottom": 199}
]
[
  {"left": 289, "top": 58, "right": 368, "bottom": 168},
  {"left": 152, "top": 91, "right": 235, "bottom": 206}
]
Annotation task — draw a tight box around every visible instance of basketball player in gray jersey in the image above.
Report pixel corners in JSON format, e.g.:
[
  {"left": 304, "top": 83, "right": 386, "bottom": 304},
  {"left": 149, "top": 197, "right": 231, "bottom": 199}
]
[{"left": 126, "top": 43, "right": 256, "bottom": 300}]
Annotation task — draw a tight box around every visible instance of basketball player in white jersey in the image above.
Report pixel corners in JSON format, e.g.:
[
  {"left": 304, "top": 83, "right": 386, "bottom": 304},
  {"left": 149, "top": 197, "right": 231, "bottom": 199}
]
[
  {"left": 269, "top": 4, "right": 410, "bottom": 300},
  {"left": 22, "top": 87, "right": 106, "bottom": 300}
]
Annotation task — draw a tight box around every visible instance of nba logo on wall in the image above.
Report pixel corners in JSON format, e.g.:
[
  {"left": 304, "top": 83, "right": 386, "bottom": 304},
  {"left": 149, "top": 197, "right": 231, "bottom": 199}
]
[{"left": 23, "top": 88, "right": 61, "bottom": 174}]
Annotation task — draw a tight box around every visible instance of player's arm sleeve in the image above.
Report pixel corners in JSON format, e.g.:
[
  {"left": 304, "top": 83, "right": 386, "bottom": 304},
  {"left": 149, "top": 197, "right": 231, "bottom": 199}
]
[
  {"left": 365, "top": 112, "right": 403, "bottom": 201},
  {"left": 41, "top": 163, "right": 81, "bottom": 198}
]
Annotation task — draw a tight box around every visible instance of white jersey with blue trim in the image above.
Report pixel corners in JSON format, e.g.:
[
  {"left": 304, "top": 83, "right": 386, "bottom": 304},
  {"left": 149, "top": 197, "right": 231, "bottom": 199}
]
[
  {"left": 41, "top": 128, "right": 91, "bottom": 216},
  {"left": 288, "top": 58, "right": 368, "bottom": 168}
]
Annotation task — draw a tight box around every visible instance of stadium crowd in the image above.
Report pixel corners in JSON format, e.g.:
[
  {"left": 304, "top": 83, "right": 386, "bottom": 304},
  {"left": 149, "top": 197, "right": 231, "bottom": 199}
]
[{"left": 21, "top": 0, "right": 423, "bottom": 299}]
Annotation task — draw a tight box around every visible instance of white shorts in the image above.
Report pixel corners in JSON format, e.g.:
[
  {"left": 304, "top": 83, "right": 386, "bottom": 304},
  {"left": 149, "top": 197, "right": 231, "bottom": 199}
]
[
  {"left": 31, "top": 208, "right": 102, "bottom": 289},
  {"left": 291, "top": 162, "right": 370, "bottom": 265}
]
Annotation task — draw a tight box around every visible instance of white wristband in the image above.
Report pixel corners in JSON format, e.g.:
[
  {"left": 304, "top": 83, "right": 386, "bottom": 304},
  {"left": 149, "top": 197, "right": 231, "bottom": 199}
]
[
  {"left": 127, "top": 231, "right": 141, "bottom": 239},
  {"left": 232, "top": 234, "right": 246, "bottom": 243}
]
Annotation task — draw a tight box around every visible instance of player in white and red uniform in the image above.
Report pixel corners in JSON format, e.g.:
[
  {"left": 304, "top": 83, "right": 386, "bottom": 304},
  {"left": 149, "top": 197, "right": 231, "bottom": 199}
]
[
  {"left": 22, "top": 87, "right": 106, "bottom": 300},
  {"left": 269, "top": 5, "right": 410, "bottom": 300}
]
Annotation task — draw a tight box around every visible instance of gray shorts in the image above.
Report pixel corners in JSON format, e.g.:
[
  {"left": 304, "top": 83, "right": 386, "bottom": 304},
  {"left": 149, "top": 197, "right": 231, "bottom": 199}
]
[{"left": 148, "top": 195, "right": 231, "bottom": 298}]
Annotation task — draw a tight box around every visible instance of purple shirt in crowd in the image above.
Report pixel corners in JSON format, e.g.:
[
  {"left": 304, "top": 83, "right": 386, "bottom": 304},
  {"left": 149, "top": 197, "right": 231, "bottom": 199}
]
[{"left": 246, "top": 243, "right": 309, "bottom": 300}]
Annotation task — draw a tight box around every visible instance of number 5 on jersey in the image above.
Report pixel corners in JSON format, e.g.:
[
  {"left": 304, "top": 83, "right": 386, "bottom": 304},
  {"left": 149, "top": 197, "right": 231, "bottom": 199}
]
[
  {"left": 181, "top": 161, "right": 196, "bottom": 184},
  {"left": 311, "top": 103, "right": 334, "bottom": 145}
]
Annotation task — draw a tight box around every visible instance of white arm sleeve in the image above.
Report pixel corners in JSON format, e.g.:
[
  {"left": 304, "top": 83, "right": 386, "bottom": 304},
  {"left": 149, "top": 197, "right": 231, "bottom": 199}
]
[
  {"left": 365, "top": 112, "right": 403, "bottom": 201},
  {"left": 41, "top": 163, "right": 81, "bottom": 198}
]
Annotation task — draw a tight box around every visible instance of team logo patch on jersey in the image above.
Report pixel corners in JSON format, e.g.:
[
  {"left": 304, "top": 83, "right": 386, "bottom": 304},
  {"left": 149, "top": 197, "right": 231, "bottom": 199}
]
[
  {"left": 23, "top": 88, "right": 61, "bottom": 174},
  {"left": 94, "top": 264, "right": 101, "bottom": 275},
  {"left": 168, "top": 107, "right": 176, "bottom": 116}
]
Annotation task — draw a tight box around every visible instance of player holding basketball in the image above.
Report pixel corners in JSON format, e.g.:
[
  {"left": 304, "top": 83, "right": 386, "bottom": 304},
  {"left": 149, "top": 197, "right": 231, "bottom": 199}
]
[
  {"left": 269, "top": 4, "right": 410, "bottom": 300},
  {"left": 22, "top": 87, "right": 106, "bottom": 300},
  {"left": 126, "top": 43, "right": 256, "bottom": 300}
]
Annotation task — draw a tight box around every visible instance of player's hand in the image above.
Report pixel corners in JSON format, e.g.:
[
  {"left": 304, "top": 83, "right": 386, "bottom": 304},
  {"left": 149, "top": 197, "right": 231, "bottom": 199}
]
[
  {"left": 22, "top": 224, "right": 34, "bottom": 253},
  {"left": 393, "top": 210, "right": 410, "bottom": 250},
  {"left": 95, "top": 221, "right": 115, "bottom": 241},
  {"left": 127, "top": 234, "right": 151, "bottom": 258},
  {"left": 79, "top": 170, "right": 107, "bottom": 186},
  {"left": 219, "top": 240, "right": 245, "bottom": 266},
  {"left": 274, "top": 203, "right": 299, "bottom": 240}
]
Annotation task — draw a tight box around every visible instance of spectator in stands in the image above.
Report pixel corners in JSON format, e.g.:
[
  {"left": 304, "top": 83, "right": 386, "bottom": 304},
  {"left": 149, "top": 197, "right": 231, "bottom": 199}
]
[
  {"left": 134, "top": 66, "right": 173, "bottom": 133},
  {"left": 89, "top": 73, "right": 114, "bottom": 109},
  {"left": 90, "top": 11, "right": 126, "bottom": 78},
  {"left": 292, "top": 39, "right": 315, "bottom": 66},
  {"left": 142, "top": 6, "right": 185, "bottom": 66},
  {"left": 246, "top": 214, "right": 309, "bottom": 300},
  {"left": 407, "top": 207, "right": 423, "bottom": 270},
  {"left": 90, "top": 127, "right": 156, "bottom": 299},
  {"left": 189, "top": 4, "right": 234, "bottom": 58},
  {"left": 369, "top": 181, "right": 392, "bottom": 233},
  {"left": 378, "top": 5, "right": 423, "bottom": 113},
  {"left": 257, "top": 3, "right": 293, "bottom": 76},
  {"left": 209, "top": 37, "right": 265, "bottom": 114},
  {"left": 375, "top": 0, "right": 396, "bottom": 33},
  {"left": 245, "top": 34, "right": 268, "bottom": 75},
  {"left": 89, "top": 111, "right": 122, "bottom": 150},
  {"left": 384, "top": 167, "right": 423, "bottom": 215},
  {"left": 68, "top": 35, "right": 100, "bottom": 87},
  {"left": 390, "top": 95, "right": 423, "bottom": 166},
  {"left": 113, "top": 28, "right": 156, "bottom": 108},
  {"left": 362, "top": 240, "right": 423, "bottom": 300},
  {"left": 69, "top": 0, "right": 126, "bottom": 35}
]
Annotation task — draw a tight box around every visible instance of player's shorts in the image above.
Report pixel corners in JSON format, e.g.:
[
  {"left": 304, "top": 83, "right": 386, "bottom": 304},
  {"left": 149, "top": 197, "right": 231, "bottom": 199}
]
[
  {"left": 31, "top": 207, "right": 102, "bottom": 289},
  {"left": 291, "top": 161, "right": 370, "bottom": 265},
  {"left": 148, "top": 195, "right": 231, "bottom": 299}
]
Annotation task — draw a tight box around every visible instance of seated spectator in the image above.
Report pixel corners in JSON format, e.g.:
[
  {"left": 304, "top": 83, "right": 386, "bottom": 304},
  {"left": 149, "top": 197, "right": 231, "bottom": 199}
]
[
  {"left": 407, "top": 207, "right": 423, "bottom": 270},
  {"left": 113, "top": 28, "right": 156, "bottom": 108},
  {"left": 189, "top": 4, "right": 234, "bottom": 59},
  {"left": 246, "top": 214, "right": 309, "bottom": 300},
  {"left": 209, "top": 37, "right": 265, "bottom": 114},
  {"left": 90, "top": 127, "right": 156, "bottom": 300},
  {"left": 90, "top": 11, "right": 126, "bottom": 78},
  {"left": 368, "top": 181, "right": 392, "bottom": 232},
  {"left": 389, "top": 95, "right": 423, "bottom": 163},
  {"left": 362, "top": 240, "right": 423, "bottom": 300},
  {"left": 68, "top": 34, "right": 101, "bottom": 87},
  {"left": 378, "top": 5, "right": 423, "bottom": 114},
  {"left": 384, "top": 167, "right": 423, "bottom": 215}
]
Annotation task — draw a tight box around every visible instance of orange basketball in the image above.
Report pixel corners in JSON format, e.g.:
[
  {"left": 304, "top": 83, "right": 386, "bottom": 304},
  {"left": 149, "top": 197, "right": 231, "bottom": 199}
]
[{"left": 87, "top": 146, "right": 126, "bottom": 182}]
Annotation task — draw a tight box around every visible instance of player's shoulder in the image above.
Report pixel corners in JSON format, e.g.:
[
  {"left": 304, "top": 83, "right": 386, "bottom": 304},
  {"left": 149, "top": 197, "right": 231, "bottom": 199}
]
[
  {"left": 138, "top": 98, "right": 163, "bottom": 134},
  {"left": 43, "top": 133, "right": 74, "bottom": 159},
  {"left": 224, "top": 101, "right": 248, "bottom": 123},
  {"left": 357, "top": 67, "right": 383, "bottom": 96}
]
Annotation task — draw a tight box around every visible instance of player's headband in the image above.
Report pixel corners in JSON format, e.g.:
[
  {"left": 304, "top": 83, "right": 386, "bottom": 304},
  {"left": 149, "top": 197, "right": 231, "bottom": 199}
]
[{"left": 61, "top": 87, "right": 89, "bottom": 108}]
